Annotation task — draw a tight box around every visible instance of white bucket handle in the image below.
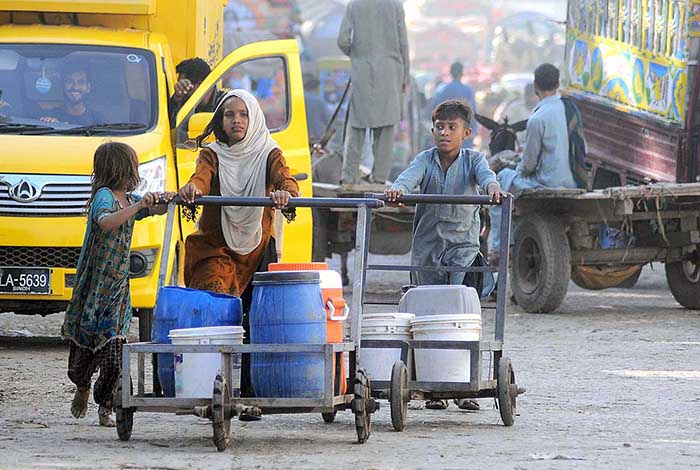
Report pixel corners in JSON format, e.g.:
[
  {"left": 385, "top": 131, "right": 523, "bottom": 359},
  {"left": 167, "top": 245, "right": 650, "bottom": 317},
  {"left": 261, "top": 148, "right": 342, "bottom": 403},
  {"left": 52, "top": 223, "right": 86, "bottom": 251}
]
[{"left": 327, "top": 299, "right": 350, "bottom": 321}]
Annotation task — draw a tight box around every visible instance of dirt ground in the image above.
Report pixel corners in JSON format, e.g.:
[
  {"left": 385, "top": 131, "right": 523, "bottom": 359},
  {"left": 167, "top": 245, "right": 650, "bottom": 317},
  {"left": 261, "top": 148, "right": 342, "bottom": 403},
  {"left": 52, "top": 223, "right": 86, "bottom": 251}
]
[{"left": 1, "top": 259, "right": 699, "bottom": 470}]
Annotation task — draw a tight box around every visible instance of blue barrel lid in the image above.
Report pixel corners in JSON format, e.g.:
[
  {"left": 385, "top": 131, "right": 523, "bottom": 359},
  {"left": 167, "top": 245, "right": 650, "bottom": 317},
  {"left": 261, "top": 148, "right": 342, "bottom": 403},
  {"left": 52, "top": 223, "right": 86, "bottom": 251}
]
[{"left": 253, "top": 271, "right": 321, "bottom": 285}]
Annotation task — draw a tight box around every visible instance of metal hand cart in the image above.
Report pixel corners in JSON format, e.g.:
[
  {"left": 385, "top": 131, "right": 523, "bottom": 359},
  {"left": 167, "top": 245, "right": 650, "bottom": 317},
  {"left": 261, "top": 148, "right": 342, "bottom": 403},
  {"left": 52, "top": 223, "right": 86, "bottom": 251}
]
[
  {"left": 360, "top": 193, "right": 525, "bottom": 431},
  {"left": 115, "top": 196, "right": 384, "bottom": 450}
]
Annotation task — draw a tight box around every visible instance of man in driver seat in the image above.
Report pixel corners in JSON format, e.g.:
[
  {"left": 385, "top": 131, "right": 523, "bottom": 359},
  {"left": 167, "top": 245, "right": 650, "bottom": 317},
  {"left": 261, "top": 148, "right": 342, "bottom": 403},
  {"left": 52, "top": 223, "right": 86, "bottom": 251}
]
[{"left": 41, "top": 61, "right": 105, "bottom": 126}]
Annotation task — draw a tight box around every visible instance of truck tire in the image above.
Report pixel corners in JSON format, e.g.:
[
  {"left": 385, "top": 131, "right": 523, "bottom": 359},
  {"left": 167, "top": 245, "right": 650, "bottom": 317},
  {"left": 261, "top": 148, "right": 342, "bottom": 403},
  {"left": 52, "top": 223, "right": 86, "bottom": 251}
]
[
  {"left": 511, "top": 213, "right": 570, "bottom": 313},
  {"left": 665, "top": 251, "right": 700, "bottom": 309}
]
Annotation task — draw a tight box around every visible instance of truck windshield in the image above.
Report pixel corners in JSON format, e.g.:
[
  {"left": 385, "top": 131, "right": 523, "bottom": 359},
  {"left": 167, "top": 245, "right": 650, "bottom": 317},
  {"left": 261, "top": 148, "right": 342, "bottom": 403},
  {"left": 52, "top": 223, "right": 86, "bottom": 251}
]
[{"left": 0, "top": 44, "right": 157, "bottom": 135}]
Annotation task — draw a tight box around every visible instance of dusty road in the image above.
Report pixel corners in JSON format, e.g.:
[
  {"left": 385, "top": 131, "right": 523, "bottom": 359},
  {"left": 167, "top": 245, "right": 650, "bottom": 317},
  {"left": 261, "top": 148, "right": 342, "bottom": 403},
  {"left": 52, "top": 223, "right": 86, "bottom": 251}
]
[{"left": 1, "top": 258, "right": 699, "bottom": 470}]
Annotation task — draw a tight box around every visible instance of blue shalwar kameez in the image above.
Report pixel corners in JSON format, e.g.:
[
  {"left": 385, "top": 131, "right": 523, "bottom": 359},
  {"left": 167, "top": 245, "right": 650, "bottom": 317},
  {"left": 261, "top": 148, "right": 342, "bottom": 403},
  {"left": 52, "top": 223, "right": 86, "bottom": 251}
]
[{"left": 391, "top": 147, "right": 497, "bottom": 286}]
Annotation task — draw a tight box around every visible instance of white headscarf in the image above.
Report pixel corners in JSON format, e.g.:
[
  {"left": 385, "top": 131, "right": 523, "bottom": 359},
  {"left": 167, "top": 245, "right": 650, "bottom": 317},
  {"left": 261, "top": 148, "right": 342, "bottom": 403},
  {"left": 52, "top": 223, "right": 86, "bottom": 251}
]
[{"left": 207, "top": 89, "right": 279, "bottom": 255}]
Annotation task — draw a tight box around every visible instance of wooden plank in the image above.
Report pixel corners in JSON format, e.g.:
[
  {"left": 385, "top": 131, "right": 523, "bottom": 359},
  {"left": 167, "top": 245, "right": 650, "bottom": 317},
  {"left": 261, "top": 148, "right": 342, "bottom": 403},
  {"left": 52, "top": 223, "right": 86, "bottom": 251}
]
[
  {"left": 570, "top": 247, "right": 684, "bottom": 265},
  {"left": 518, "top": 183, "right": 700, "bottom": 202}
]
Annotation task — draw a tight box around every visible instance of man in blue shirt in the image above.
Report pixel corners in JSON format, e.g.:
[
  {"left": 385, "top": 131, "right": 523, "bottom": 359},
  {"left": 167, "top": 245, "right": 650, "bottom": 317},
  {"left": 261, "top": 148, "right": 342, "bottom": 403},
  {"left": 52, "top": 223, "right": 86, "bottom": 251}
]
[
  {"left": 489, "top": 64, "right": 578, "bottom": 256},
  {"left": 430, "top": 62, "right": 478, "bottom": 148}
]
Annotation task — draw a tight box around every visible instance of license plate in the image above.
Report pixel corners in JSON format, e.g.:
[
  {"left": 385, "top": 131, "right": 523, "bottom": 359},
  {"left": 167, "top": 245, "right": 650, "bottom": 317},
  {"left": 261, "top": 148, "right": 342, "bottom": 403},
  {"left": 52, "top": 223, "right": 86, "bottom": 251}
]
[{"left": 0, "top": 267, "right": 51, "bottom": 294}]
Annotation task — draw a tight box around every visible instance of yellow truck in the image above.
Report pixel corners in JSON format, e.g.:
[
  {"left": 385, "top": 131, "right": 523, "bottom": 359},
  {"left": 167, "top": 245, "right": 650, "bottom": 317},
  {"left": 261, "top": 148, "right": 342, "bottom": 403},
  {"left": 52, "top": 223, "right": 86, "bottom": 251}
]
[{"left": 0, "top": 0, "right": 313, "bottom": 338}]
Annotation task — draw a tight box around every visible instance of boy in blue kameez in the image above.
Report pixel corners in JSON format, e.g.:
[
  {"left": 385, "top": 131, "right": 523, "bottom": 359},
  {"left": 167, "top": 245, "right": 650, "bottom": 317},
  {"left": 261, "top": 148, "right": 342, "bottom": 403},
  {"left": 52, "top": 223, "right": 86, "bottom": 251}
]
[{"left": 385, "top": 99, "right": 502, "bottom": 410}]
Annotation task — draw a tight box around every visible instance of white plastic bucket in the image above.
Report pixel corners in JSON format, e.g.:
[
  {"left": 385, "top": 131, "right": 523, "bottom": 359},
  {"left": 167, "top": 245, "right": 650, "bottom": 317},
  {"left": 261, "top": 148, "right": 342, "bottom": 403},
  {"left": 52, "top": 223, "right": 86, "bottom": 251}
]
[
  {"left": 399, "top": 285, "right": 481, "bottom": 317},
  {"left": 360, "top": 313, "right": 414, "bottom": 382},
  {"left": 410, "top": 314, "right": 481, "bottom": 383},
  {"left": 169, "top": 326, "right": 245, "bottom": 399}
]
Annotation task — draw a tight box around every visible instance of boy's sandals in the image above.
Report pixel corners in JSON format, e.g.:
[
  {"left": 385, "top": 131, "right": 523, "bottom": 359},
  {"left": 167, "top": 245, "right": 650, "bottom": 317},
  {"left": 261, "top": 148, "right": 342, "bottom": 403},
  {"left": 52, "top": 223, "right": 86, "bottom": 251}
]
[
  {"left": 71, "top": 388, "right": 90, "bottom": 419},
  {"left": 455, "top": 399, "right": 480, "bottom": 411},
  {"left": 98, "top": 405, "right": 116, "bottom": 427}
]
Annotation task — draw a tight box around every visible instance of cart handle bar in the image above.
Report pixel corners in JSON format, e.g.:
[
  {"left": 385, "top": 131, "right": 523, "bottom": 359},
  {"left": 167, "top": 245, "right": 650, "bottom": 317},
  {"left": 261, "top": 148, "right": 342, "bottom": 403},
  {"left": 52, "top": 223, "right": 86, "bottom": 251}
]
[
  {"left": 364, "top": 192, "right": 509, "bottom": 206},
  {"left": 172, "top": 195, "right": 385, "bottom": 209}
]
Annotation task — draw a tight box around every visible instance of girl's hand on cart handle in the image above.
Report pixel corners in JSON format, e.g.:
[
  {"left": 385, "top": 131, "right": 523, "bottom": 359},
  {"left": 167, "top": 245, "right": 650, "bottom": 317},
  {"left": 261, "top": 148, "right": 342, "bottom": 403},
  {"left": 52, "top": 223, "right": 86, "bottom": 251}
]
[
  {"left": 270, "top": 189, "right": 291, "bottom": 209},
  {"left": 139, "top": 192, "right": 158, "bottom": 208},
  {"left": 179, "top": 182, "right": 202, "bottom": 204},
  {"left": 149, "top": 192, "right": 176, "bottom": 215}
]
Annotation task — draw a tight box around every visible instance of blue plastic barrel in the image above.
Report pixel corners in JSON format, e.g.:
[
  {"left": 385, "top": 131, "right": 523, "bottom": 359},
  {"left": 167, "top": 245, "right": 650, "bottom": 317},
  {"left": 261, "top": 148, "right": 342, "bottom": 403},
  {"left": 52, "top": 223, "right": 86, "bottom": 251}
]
[
  {"left": 249, "top": 271, "right": 327, "bottom": 398},
  {"left": 153, "top": 286, "right": 242, "bottom": 397}
]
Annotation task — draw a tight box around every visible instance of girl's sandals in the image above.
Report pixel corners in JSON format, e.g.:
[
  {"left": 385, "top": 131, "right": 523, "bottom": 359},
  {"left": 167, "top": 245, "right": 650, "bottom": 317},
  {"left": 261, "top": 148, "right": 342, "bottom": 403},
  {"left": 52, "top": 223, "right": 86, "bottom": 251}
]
[
  {"left": 425, "top": 399, "right": 449, "bottom": 410},
  {"left": 98, "top": 405, "right": 115, "bottom": 427},
  {"left": 71, "top": 388, "right": 90, "bottom": 419}
]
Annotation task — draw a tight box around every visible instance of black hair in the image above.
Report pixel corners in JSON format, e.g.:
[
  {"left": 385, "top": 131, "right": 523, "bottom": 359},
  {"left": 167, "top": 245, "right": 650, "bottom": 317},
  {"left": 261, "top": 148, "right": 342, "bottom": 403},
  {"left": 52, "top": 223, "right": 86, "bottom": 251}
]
[
  {"left": 62, "top": 59, "right": 90, "bottom": 81},
  {"left": 176, "top": 57, "right": 211, "bottom": 85},
  {"left": 449, "top": 61, "right": 463, "bottom": 80},
  {"left": 432, "top": 99, "right": 473, "bottom": 126},
  {"left": 88, "top": 142, "right": 139, "bottom": 211},
  {"left": 196, "top": 95, "right": 233, "bottom": 147},
  {"left": 534, "top": 63, "right": 559, "bottom": 92}
]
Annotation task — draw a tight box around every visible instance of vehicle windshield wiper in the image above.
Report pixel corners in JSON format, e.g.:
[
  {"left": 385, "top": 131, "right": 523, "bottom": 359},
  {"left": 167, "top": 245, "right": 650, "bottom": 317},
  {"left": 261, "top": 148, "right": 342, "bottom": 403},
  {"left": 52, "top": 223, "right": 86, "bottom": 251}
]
[
  {"left": 0, "top": 122, "right": 58, "bottom": 134},
  {"left": 27, "top": 122, "right": 148, "bottom": 135}
]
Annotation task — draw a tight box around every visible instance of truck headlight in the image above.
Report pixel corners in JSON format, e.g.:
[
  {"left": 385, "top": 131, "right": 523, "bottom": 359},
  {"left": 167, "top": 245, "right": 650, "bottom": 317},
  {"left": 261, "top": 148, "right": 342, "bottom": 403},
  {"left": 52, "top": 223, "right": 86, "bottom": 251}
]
[{"left": 136, "top": 156, "right": 166, "bottom": 194}]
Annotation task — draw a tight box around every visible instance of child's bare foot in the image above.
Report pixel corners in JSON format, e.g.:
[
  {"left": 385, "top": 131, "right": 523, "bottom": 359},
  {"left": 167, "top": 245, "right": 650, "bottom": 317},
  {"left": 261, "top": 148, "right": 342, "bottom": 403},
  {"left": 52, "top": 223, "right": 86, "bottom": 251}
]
[
  {"left": 98, "top": 405, "right": 115, "bottom": 427},
  {"left": 71, "top": 388, "right": 90, "bottom": 418}
]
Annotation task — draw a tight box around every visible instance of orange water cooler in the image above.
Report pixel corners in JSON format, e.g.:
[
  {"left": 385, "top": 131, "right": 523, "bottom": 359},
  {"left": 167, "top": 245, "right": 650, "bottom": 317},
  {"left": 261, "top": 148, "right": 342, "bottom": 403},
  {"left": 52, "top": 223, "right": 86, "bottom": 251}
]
[{"left": 268, "top": 263, "right": 348, "bottom": 394}]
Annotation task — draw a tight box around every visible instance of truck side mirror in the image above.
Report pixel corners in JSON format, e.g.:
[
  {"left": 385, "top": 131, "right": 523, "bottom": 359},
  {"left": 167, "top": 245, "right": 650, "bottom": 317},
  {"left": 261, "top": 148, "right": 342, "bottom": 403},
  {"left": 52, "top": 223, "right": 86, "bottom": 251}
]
[{"left": 187, "top": 112, "right": 214, "bottom": 140}]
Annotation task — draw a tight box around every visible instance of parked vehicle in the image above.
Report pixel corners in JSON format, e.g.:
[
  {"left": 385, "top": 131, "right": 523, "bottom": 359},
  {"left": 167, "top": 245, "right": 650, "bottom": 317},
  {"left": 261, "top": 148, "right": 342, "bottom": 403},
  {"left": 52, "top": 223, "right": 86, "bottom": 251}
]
[
  {"left": 0, "top": 1, "right": 313, "bottom": 338},
  {"left": 502, "top": 0, "right": 700, "bottom": 312}
]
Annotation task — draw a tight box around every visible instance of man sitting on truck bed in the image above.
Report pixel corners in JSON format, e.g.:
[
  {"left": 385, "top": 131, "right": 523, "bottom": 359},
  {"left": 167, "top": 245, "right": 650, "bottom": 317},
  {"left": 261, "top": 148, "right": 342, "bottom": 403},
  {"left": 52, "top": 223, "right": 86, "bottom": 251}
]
[
  {"left": 489, "top": 63, "right": 579, "bottom": 258},
  {"left": 40, "top": 61, "right": 105, "bottom": 126},
  {"left": 168, "top": 57, "right": 225, "bottom": 125}
]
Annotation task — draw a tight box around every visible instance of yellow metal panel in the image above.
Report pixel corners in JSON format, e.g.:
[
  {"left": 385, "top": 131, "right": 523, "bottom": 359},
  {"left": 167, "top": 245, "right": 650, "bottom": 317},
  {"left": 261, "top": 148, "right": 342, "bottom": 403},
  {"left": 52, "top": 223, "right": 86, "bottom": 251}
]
[{"left": 0, "top": 0, "right": 156, "bottom": 14}]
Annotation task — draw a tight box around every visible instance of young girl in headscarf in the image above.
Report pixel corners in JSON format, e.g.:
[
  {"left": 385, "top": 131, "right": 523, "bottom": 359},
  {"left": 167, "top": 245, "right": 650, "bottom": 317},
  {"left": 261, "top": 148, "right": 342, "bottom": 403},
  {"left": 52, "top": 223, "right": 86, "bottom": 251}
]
[
  {"left": 178, "top": 90, "right": 299, "bottom": 410},
  {"left": 178, "top": 88, "right": 298, "bottom": 297}
]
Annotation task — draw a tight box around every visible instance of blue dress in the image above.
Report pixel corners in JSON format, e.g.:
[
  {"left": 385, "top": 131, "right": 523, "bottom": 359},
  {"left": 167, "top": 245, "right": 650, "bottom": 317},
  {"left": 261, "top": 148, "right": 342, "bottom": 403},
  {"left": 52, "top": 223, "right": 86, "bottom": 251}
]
[{"left": 61, "top": 188, "right": 148, "bottom": 352}]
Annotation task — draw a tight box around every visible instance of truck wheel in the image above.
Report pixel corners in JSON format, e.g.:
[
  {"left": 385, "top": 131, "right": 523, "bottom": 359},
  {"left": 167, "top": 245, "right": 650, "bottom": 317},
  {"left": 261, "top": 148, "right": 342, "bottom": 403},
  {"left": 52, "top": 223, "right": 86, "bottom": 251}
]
[
  {"left": 511, "top": 213, "right": 570, "bottom": 313},
  {"left": 665, "top": 250, "right": 700, "bottom": 309}
]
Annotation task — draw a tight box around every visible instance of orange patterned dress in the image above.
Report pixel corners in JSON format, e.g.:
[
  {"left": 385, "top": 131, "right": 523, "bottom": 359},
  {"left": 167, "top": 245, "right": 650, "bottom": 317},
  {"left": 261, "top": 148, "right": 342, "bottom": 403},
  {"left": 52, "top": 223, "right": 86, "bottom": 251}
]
[{"left": 183, "top": 147, "right": 299, "bottom": 296}]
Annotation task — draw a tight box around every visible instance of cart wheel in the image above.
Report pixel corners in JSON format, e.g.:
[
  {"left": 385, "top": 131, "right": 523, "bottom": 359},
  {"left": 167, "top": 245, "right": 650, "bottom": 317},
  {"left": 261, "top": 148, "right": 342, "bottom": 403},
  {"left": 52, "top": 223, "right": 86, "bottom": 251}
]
[
  {"left": 115, "top": 376, "right": 134, "bottom": 441},
  {"left": 497, "top": 357, "right": 517, "bottom": 427},
  {"left": 352, "top": 369, "right": 372, "bottom": 443},
  {"left": 212, "top": 374, "right": 232, "bottom": 452},
  {"left": 321, "top": 411, "right": 337, "bottom": 423},
  {"left": 390, "top": 361, "right": 408, "bottom": 432}
]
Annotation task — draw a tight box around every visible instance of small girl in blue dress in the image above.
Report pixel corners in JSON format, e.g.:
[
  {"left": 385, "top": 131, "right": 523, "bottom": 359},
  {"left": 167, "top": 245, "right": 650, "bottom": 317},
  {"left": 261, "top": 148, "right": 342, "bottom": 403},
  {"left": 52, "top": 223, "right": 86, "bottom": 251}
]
[{"left": 61, "top": 142, "right": 174, "bottom": 426}]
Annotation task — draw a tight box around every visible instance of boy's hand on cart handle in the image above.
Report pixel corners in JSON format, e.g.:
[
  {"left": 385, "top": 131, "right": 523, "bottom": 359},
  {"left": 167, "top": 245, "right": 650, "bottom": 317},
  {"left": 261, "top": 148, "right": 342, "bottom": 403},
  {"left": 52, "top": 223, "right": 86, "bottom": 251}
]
[
  {"left": 384, "top": 188, "right": 405, "bottom": 207},
  {"left": 179, "top": 183, "right": 202, "bottom": 204},
  {"left": 487, "top": 182, "right": 504, "bottom": 204},
  {"left": 270, "top": 190, "right": 291, "bottom": 209}
]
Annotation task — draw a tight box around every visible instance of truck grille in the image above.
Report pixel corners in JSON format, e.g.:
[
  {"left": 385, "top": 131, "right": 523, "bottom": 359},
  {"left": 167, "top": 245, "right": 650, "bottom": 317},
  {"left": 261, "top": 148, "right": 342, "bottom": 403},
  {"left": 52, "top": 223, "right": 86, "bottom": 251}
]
[
  {"left": 0, "top": 246, "right": 82, "bottom": 268},
  {"left": 0, "top": 174, "right": 91, "bottom": 216}
]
